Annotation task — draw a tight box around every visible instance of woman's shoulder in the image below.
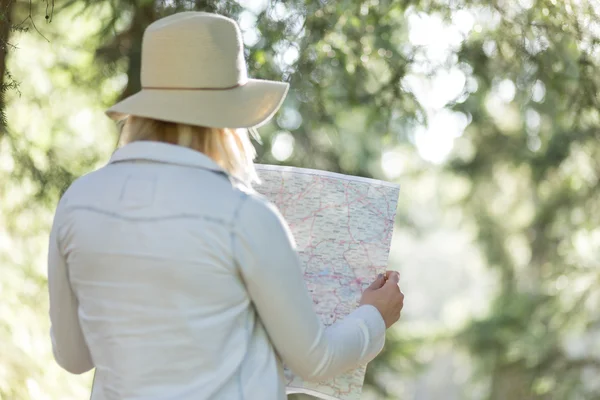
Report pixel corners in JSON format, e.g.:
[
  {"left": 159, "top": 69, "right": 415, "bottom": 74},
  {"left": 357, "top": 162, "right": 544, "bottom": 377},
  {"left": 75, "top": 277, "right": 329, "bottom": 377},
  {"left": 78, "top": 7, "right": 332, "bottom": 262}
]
[
  {"left": 55, "top": 168, "right": 105, "bottom": 207},
  {"left": 234, "top": 182, "right": 299, "bottom": 241},
  {"left": 235, "top": 187, "right": 277, "bottom": 219},
  {"left": 234, "top": 187, "right": 287, "bottom": 230}
]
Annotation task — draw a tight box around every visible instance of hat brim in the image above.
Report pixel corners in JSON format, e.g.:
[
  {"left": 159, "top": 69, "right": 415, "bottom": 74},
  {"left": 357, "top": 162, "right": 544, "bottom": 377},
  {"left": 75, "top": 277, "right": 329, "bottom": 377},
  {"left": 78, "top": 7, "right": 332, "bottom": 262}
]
[{"left": 106, "top": 79, "right": 289, "bottom": 129}]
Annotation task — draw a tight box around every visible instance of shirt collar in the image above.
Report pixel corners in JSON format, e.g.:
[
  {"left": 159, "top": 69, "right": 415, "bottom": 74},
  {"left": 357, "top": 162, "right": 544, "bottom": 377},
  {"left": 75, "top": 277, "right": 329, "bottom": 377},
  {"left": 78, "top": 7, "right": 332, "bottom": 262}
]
[{"left": 109, "top": 141, "right": 226, "bottom": 175}]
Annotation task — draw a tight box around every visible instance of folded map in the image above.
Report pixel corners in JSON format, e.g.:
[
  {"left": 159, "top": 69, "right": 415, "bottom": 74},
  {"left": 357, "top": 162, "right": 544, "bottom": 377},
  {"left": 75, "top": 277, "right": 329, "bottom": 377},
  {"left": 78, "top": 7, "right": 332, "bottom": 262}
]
[{"left": 255, "top": 165, "right": 400, "bottom": 400}]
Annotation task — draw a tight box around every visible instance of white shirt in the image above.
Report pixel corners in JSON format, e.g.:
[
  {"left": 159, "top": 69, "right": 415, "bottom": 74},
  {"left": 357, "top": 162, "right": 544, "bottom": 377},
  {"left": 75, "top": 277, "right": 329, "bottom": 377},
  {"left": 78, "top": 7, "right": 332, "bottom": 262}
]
[{"left": 48, "top": 141, "right": 386, "bottom": 400}]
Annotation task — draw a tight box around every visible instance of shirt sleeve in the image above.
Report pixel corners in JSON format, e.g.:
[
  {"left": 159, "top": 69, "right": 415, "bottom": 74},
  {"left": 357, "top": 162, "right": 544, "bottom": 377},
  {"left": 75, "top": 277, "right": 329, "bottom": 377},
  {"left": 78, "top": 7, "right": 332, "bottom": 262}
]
[
  {"left": 232, "top": 194, "right": 386, "bottom": 381},
  {"left": 47, "top": 203, "right": 94, "bottom": 374}
]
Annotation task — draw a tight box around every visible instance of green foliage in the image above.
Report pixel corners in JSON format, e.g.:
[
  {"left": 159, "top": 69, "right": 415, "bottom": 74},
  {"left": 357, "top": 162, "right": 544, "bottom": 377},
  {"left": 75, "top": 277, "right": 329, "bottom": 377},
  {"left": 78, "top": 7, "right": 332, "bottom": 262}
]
[
  {"left": 448, "top": 0, "right": 600, "bottom": 398},
  {"left": 0, "top": 73, "right": 17, "bottom": 130}
]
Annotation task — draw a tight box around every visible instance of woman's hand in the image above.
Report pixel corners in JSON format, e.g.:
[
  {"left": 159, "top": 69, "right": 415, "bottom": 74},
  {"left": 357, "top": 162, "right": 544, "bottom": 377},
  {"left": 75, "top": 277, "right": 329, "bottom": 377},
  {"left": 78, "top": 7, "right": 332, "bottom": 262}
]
[{"left": 359, "top": 271, "right": 404, "bottom": 329}]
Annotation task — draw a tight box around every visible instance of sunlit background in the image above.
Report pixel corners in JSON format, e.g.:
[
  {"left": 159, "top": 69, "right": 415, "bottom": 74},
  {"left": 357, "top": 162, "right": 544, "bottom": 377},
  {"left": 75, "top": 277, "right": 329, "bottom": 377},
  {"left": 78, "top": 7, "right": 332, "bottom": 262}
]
[{"left": 1, "top": 0, "right": 599, "bottom": 399}]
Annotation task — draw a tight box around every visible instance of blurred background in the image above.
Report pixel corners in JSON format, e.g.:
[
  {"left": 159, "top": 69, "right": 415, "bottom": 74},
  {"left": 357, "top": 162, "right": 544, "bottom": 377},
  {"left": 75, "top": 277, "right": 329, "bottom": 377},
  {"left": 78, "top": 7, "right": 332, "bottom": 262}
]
[{"left": 1, "top": 0, "right": 599, "bottom": 399}]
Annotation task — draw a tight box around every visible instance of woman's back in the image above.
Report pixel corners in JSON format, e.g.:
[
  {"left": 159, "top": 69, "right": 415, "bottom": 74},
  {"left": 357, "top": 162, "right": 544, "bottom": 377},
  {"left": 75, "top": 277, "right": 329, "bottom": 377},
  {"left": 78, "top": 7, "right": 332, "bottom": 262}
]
[{"left": 56, "top": 142, "right": 283, "bottom": 399}]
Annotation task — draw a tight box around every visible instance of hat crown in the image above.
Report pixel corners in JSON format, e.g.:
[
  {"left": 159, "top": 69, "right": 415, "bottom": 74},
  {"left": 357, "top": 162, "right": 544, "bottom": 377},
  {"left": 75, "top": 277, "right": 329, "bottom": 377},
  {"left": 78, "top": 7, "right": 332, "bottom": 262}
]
[{"left": 141, "top": 12, "right": 247, "bottom": 89}]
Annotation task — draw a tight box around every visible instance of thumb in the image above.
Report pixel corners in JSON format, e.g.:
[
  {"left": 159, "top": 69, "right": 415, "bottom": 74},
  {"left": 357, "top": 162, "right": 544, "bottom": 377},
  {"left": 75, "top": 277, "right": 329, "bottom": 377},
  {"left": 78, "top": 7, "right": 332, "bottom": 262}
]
[
  {"left": 366, "top": 274, "right": 386, "bottom": 291},
  {"left": 384, "top": 271, "right": 400, "bottom": 286}
]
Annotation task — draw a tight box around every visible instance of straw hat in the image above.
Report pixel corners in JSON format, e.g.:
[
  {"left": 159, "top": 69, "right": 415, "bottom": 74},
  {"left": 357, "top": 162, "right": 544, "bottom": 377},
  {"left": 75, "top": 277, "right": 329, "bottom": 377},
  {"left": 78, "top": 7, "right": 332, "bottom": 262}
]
[{"left": 106, "top": 12, "right": 289, "bottom": 129}]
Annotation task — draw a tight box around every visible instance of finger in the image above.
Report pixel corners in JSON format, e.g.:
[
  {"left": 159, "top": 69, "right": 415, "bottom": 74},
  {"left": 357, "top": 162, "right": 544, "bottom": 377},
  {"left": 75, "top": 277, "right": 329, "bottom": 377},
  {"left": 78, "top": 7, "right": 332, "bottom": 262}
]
[
  {"left": 367, "top": 274, "right": 386, "bottom": 290},
  {"left": 384, "top": 271, "right": 400, "bottom": 285},
  {"left": 383, "top": 280, "right": 401, "bottom": 295},
  {"left": 385, "top": 270, "right": 399, "bottom": 281}
]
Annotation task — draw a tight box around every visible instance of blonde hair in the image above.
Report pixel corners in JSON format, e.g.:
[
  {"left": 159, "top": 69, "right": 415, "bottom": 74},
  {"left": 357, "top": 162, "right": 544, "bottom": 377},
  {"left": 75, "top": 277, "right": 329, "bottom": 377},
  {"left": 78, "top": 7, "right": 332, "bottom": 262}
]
[{"left": 119, "top": 116, "right": 260, "bottom": 187}]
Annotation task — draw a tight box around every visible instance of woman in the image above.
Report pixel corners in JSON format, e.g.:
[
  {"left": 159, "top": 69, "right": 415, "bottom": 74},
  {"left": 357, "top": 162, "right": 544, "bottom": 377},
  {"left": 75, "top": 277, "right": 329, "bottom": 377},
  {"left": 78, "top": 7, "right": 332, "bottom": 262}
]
[{"left": 48, "top": 12, "right": 405, "bottom": 400}]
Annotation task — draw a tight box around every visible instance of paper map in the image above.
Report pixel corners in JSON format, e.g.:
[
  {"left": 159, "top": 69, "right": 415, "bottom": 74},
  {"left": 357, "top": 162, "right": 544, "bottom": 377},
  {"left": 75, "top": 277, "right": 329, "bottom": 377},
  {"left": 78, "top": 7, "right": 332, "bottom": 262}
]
[{"left": 255, "top": 165, "right": 400, "bottom": 400}]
